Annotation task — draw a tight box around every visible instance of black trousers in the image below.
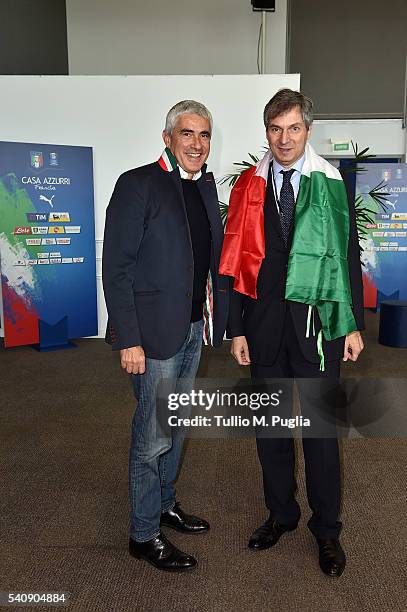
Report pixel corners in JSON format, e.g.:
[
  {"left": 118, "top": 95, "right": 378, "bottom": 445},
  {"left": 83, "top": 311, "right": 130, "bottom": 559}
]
[{"left": 250, "top": 311, "right": 342, "bottom": 539}]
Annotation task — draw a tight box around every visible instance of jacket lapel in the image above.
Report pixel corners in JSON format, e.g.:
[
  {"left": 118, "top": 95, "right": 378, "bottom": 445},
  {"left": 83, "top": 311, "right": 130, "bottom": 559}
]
[
  {"left": 196, "top": 171, "right": 219, "bottom": 230},
  {"left": 168, "top": 165, "right": 185, "bottom": 205}
]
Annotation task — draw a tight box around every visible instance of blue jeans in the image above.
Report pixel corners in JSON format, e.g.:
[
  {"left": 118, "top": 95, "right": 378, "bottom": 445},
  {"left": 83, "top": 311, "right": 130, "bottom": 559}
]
[{"left": 129, "top": 319, "right": 204, "bottom": 542}]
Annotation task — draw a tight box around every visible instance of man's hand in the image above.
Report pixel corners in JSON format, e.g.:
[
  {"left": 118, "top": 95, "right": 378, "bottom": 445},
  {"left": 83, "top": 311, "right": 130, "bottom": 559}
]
[
  {"left": 343, "top": 331, "right": 364, "bottom": 362},
  {"left": 231, "top": 336, "right": 251, "bottom": 366},
  {"left": 120, "top": 346, "right": 146, "bottom": 374}
]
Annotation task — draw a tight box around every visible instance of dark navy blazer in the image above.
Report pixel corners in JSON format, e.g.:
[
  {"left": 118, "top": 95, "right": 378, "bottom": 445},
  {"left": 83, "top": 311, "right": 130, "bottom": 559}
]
[{"left": 102, "top": 161, "right": 229, "bottom": 359}]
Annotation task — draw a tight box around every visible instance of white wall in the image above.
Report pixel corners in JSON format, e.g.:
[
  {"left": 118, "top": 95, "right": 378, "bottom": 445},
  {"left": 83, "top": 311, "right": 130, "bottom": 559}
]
[
  {"left": 0, "top": 74, "right": 299, "bottom": 338},
  {"left": 310, "top": 119, "right": 405, "bottom": 159},
  {"left": 66, "top": 0, "right": 288, "bottom": 75}
]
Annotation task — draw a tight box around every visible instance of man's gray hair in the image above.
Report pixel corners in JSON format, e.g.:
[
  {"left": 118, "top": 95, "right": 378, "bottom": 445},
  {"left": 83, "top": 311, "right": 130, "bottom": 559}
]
[
  {"left": 164, "top": 100, "right": 213, "bottom": 135},
  {"left": 263, "top": 88, "right": 313, "bottom": 130}
]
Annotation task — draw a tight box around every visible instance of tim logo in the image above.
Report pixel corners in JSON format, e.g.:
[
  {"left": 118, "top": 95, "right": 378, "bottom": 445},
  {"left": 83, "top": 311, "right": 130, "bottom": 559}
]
[
  {"left": 30, "top": 151, "right": 43, "bottom": 169},
  {"left": 27, "top": 213, "right": 47, "bottom": 222},
  {"left": 39, "top": 194, "right": 54, "bottom": 208}
]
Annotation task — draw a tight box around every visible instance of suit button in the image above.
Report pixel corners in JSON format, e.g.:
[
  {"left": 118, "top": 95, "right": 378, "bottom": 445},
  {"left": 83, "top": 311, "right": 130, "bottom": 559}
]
[
  {"left": 187, "top": 265, "right": 193, "bottom": 272},
  {"left": 186, "top": 291, "right": 192, "bottom": 298}
]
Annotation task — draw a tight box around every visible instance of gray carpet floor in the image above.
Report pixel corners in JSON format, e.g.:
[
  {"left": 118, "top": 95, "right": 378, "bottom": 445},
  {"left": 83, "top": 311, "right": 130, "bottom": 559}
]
[{"left": 0, "top": 310, "right": 406, "bottom": 612}]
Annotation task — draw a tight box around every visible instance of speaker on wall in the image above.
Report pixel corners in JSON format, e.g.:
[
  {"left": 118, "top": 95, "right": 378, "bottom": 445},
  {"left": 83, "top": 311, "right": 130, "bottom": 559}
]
[{"left": 251, "top": 0, "right": 276, "bottom": 11}]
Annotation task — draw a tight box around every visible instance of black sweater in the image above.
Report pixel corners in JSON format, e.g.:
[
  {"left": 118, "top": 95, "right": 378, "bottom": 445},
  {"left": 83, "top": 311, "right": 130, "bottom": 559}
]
[{"left": 181, "top": 179, "right": 211, "bottom": 322}]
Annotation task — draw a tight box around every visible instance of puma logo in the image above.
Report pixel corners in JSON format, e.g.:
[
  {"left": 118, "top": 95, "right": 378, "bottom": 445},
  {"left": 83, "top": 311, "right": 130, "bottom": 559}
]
[{"left": 39, "top": 195, "right": 55, "bottom": 208}]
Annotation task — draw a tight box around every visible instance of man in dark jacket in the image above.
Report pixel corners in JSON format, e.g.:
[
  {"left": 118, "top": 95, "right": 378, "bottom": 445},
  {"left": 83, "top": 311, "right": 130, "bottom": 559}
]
[
  {"left": 102, "top": 100, "right": 229, "bottom": 572},
  {"left": 220, "top": 89, "right": 364, "bottom": 578}
]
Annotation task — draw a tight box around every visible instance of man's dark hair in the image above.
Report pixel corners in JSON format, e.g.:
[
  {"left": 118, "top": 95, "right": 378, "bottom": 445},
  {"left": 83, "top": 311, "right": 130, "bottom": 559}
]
[{"left": 263, "top": 88, "right": 313, "bottom": 129}]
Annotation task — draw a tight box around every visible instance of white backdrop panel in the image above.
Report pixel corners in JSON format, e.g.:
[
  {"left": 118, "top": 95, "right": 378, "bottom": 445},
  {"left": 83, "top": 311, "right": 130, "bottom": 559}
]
[
  {"left": 0, "top": 75, "right": 299, "bottom": 338},
  {"left": 310, "top": 119, "right": 405, "bottom": 158}
]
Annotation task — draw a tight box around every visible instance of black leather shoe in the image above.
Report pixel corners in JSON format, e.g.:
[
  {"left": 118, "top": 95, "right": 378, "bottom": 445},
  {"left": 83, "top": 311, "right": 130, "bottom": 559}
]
[
  {"left": 160, "top": 502, "right": 210, "bottom": 534},
  {"left": 129, "top": 532, "right": 197, "bottom": 572},
  {"left": 317, "top": 538, "right": 346, "bottom": 577},
  {"left": 248, "top": 517, "right": 297, "bottom": 550}
]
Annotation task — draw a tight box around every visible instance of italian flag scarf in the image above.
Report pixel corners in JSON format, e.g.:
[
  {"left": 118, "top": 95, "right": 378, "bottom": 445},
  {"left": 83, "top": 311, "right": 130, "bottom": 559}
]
[
  {"left": 158, "top": 147, "right": 178, "bottom": 172},
  {"left": 158, "top": 147, "right": 214, "bottom": 345},
  {"left": 219, "top": 143, "right": 357, "bottom": 368}
]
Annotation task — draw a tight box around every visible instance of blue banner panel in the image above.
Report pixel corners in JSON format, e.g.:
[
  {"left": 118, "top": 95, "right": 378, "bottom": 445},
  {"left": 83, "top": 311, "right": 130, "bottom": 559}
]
[
  {"left": 356, "top": 163, "right": 407, "bottom": 309},
  {"left": 0, "top": 141, "right": 98, "bottom": 347}
]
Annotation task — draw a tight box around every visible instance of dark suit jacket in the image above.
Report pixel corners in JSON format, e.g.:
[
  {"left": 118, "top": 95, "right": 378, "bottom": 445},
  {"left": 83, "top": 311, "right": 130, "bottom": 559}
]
[
  {"left": 228, "top": 174, "right": 365, "bottom": 365},
  {"left": 102, "top": 161, "right": 229, "bottom": 359}
]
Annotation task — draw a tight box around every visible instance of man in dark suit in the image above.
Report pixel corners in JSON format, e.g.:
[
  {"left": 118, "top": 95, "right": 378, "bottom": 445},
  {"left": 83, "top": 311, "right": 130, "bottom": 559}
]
[
  {"left": 102, "top": 100, "right": 228, "bottom": 572},
  {"left": 219, "top": 89, "right": 364, "bottom": 577}
]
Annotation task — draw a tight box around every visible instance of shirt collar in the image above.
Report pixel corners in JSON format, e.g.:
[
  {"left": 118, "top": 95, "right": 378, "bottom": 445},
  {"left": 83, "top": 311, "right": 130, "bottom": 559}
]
[
  {"left": 272, "top": 153, "right": 305, "bottom": 177},
  {"left": 179, "top": 166, "right": 202, "bottom": 181}
]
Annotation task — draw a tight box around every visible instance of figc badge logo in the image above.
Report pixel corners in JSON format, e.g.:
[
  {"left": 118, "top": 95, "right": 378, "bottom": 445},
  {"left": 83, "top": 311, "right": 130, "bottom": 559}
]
[{"left": 30, "top": 151, "right": 43, "bottom": 169}]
